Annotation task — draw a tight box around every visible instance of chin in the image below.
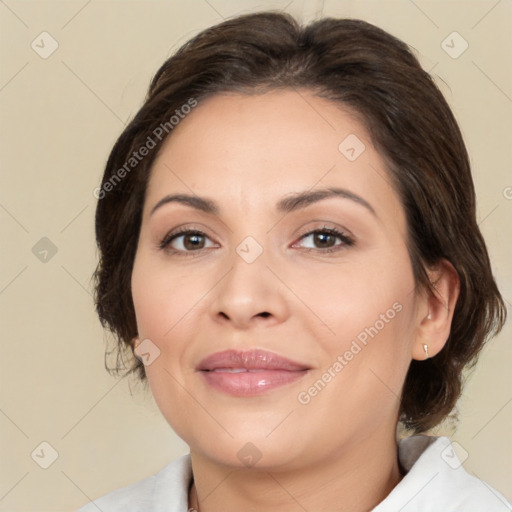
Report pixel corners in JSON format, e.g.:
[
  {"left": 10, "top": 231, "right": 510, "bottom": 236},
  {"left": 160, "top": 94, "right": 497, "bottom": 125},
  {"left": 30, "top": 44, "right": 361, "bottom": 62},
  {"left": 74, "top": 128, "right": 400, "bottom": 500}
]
[{"left": 180, "top": 421, "right": 314, "bottom": 471}]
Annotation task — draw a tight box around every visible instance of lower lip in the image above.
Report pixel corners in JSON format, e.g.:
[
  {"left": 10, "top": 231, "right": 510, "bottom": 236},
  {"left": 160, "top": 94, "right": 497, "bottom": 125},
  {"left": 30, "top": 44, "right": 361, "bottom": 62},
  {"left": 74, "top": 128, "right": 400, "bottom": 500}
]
[{"left": 200, "top": 369, "right": 308, "bottom": 396}]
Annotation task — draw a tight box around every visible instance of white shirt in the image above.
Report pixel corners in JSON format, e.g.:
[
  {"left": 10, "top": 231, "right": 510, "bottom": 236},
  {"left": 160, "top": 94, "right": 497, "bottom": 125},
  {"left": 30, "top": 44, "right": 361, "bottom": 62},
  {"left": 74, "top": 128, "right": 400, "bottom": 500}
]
[{"left": 78, "top": 436, "right": 512, "bottom": 511}]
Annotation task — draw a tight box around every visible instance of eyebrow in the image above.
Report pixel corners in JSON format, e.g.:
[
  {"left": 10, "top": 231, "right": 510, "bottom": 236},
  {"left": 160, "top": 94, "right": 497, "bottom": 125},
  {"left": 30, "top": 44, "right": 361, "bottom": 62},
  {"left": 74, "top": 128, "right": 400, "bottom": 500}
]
[{"left": 150, "top": 187, "right": 377, "bottom": 218}]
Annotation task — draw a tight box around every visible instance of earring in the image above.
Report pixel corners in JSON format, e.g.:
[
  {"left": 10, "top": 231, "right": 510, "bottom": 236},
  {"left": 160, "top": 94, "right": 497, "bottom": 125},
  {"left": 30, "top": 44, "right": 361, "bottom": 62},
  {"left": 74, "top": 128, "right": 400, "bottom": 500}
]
[{"left": 423, "top": 344, "right": 429, "bottom": 360}]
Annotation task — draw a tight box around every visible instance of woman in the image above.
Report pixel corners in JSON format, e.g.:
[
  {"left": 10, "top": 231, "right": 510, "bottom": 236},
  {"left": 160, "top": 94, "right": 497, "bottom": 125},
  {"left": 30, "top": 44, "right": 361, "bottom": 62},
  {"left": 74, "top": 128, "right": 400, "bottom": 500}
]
[{"left": 80, "top": 11, "right": 510, "bottom": 512}]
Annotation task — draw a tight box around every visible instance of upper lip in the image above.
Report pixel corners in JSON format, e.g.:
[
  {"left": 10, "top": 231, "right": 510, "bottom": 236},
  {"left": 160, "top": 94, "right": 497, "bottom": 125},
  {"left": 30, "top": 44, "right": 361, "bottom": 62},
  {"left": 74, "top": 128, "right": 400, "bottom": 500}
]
[{"left": 197, "top": 349, "right": 310, "bottom": 371}]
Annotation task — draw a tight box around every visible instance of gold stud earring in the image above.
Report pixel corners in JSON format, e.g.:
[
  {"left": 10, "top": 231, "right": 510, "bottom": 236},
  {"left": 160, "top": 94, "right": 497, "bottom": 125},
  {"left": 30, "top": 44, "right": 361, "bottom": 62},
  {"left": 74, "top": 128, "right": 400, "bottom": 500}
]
[{"left": 423, "top": 344, "right": 429, "bottom": 360}]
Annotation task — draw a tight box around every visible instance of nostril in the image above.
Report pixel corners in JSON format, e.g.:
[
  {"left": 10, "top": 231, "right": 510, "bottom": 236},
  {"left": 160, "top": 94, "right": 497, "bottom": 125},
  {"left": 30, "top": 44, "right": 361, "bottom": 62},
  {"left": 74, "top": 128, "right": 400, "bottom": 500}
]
[{"left": 258, "top": 312, "right": 271, "bottom": 318}]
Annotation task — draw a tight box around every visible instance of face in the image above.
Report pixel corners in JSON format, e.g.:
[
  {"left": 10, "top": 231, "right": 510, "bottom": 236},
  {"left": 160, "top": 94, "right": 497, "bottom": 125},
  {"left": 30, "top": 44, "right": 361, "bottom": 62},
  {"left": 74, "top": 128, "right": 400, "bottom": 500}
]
[{"left": 131, "top": 90, "right": 426, "bottom": 470}]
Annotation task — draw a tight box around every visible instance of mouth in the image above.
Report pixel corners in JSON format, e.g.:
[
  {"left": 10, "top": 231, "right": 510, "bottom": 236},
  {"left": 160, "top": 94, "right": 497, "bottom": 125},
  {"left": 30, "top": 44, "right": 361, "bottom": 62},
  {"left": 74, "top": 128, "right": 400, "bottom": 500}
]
[{"left": 197, "top": 349, "right": 311, "bottom": 396}]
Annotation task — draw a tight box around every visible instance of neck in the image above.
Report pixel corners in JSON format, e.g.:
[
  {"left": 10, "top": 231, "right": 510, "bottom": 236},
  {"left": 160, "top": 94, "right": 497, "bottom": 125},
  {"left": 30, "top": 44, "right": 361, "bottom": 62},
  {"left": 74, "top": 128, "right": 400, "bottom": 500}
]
[{"left": 188, "top": 430, "right": 402, "bottom": 512}]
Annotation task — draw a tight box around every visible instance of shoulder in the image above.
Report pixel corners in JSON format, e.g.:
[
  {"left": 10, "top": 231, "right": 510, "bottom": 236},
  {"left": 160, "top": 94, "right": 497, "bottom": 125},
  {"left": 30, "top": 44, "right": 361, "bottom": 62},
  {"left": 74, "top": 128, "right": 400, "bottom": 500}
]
[
  {"left": 76, "top": 454, "right": 192, "bottom": 512},
  {"left": 373, "top": 436, "right": 512, "bottom": 512}
]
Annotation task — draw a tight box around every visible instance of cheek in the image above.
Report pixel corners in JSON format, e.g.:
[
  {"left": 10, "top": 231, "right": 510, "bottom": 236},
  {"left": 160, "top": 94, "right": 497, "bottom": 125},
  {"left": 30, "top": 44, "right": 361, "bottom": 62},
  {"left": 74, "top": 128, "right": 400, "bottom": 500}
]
[
  {"left": 295, "top": 247, "right": 418, "bottom": 411},
  {"left": 294, "top": 247, "right": 416, "bottom": 352},
  {"left": 293, "top": 264, "right": 416, "bottom": 433},
  {"left": 130, "top": 253, "right": 209, "bottom": 435},
  {"left": 131, "top": 251, "right": 209, "bottom": 342}
]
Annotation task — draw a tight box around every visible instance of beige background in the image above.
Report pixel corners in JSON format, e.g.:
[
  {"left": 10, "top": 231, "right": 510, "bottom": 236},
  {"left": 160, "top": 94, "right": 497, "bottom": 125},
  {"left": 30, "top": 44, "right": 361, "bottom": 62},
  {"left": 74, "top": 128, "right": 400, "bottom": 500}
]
[{"left": 0, "top": 0, "right": 511, "bottom": 510}]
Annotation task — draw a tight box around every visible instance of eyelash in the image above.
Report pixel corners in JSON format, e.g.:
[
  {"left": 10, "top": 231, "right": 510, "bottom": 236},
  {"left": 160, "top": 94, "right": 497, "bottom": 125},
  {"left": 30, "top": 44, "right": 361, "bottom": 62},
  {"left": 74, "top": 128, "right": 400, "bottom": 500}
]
[{"left": 159, "top": 226, "right": 355, "bottom": 256}]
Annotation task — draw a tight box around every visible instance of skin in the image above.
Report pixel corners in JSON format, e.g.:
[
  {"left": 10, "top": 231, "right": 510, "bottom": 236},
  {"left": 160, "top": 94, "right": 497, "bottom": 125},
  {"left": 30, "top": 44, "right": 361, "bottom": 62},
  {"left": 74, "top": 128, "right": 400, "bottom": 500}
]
[{"left": 131, "top": 90, "right": 460, "bottom": 512}]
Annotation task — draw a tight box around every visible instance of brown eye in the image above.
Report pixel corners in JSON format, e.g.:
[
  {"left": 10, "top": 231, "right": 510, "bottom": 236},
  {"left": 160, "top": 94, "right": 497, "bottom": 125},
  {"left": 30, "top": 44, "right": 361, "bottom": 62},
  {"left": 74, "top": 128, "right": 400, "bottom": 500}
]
[
  {"left": 296, "top": 228, "right": 354, "bottom": 252},
  {"left": 182, "top": 233, "right": 206, "bottom": 250},
  {"left": 160, "top": 230, "right": 216, "bottom": 252},
  {"left": 312, "top": 232, "right": 337, "bottom": 248}
]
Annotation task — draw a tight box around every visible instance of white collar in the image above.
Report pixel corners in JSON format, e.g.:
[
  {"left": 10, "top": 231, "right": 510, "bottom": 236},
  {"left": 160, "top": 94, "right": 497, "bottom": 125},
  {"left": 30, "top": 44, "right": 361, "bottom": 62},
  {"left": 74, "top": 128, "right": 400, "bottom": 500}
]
[{"left": 81, "top": 435, "right": 512, "bottom": 511}]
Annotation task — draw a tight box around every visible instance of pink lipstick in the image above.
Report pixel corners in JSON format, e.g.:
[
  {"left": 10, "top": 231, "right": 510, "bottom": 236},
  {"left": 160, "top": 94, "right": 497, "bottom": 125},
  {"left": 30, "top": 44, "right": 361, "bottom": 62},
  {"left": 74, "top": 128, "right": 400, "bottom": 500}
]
[{"left": 197, "top": 349, "right": 310, "bottom": 396}]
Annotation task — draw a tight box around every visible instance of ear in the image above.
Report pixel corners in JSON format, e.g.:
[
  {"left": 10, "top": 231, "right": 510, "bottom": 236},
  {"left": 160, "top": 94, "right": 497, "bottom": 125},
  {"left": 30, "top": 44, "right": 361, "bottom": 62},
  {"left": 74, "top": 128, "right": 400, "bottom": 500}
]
[
  {"left": 411, "top": 259, "right": 460, "bottom": 361},
  {"left": 131, "top": 337, "right": 140, "bottom": 350}
]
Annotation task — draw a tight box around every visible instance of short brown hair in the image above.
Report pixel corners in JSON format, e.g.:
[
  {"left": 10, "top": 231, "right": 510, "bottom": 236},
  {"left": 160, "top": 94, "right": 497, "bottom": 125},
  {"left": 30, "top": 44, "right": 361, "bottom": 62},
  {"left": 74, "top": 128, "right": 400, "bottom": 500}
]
[{"left": 93, "top": 11, "right": 506, "bottom": 433}]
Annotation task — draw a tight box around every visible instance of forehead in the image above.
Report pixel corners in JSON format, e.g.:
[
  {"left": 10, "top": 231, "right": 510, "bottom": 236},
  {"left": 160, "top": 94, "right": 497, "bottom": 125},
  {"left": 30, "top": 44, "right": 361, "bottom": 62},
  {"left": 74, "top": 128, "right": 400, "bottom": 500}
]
[
  {"left": 144, "top": 90, "right": 404, "bottom": 227},
  {"left": 150, "top": 90, "right": 365, "bottom": 181}
]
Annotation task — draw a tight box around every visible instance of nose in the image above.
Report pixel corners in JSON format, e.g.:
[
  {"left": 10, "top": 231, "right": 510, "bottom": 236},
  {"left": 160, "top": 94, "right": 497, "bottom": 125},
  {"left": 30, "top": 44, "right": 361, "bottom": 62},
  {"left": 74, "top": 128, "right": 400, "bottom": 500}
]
[{"left": 208, "top": 246, "right": 290, "bottom": 330}]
